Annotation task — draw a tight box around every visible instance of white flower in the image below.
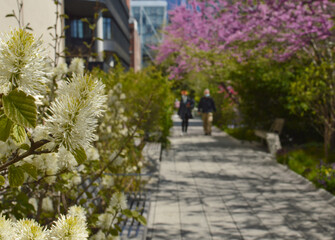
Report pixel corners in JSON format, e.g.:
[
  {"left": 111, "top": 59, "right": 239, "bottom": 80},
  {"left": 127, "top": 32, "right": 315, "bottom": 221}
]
[
  {"left": 45, "top": 74, "right": 107, "bottom": 152},
  {"left": 120, "top": 93, "right": 126, "bottom": 100},
  {"left": 31, "top": 125, "right": 51, "bottom": 142},
  {"left": 110, "top": 192, "right": 127, "bottom": 210},
  {"left": 0, "top": 29, "right": 50, "bottom": 96},
  {"left": 119, "top": 128, "right": 128, "bottom": 136},
  {"left": 0, "top": 214, "right": 16, "bottom": 239},
  {"left": 113, "top": 83, "right": 122, "bottom": 91},
  {"left": 67, "top": 174, "right": 81, "bottom": 188},
  {"left": 102, "top": 175, "right": 114, "bottom": 188},
  {"left": 67, "top": 206, "right": 86, "bottom": 222},
  {"left": 89, "top": 230, "right": 105, "bottom": 240},
  {"left": 42, "top": 197, "right": 54, "bottom": 212},
  {"left": 53, "top": 62, "right": 68, "bottom": 78},
  {"left": 69, "top": 58, "right": 85, "bottom": 75},
  {"left": 86, "top": 147, "right": 100, "bottom": 161},
  {"left": 112, "top": 156, "right": 125, "bottom": 167},
  {"left": 24, "top": 152, "right": 59, "bottom": 184},
  {"left": 49, "top": 208, "right": 88, "bottom": 240},
  {"left": 96, "top": 212, "right": 115, "bottom": 230},
  {"left": 57, "top": 146, "right": 77, "bottom": 170},
  {"left": 15, "top": 219, "right": 47, "bottom": 240}
]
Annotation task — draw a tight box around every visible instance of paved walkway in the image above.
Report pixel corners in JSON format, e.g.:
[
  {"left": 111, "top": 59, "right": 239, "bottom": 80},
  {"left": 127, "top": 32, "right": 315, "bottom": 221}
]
[{"left": 146, "top": 114, "right": 335, "bottom": 240}]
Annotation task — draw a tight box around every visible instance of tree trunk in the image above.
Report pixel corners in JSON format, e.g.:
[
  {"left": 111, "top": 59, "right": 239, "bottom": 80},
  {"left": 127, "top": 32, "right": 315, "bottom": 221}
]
[{"left": 324, "top": 124, "right": 332, "bottom": 160}]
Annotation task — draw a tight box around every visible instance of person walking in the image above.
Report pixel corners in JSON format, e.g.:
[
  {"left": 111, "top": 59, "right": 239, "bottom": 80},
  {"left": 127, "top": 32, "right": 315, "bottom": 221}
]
[
  {"left": 198, "top": 89, "right": 216, "bottom": 135},
  {"left": 178, "top": 90, "right": 194, "bottom": 135}
]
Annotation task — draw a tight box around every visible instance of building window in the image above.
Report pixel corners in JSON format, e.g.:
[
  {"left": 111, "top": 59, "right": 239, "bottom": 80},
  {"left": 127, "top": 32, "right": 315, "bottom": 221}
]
[
  {"left": 70, "top": 19, "right": 92, "bottom": 39},
  {"left": 103, "top": 18, "right": 112, "bottom": 40}
]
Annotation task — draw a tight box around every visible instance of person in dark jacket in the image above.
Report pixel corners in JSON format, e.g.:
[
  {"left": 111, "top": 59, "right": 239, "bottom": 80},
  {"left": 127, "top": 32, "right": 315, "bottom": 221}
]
[
  {"left": 197, "top": 89, "right": 216, "bottom": 135},
  {"left": 178, "top": 90, "right": 194, "bottom": 134}
]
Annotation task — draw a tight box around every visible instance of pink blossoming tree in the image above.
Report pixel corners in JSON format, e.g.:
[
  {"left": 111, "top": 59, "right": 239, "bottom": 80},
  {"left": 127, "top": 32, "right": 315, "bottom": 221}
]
[{"left": 157, "top": 0, "right": 335, "bottom": 157}]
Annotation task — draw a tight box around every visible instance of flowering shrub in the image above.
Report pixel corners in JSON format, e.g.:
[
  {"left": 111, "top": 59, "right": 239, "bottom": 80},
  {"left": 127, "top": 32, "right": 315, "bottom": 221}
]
[
  {"left": 317, "top": 164, "right": 335, "bottom": 194},
  {"left": 0, "top": 205, "right": 88, "bottom": 239},
  {"left": 277, "top": 147, "right": 335, "bottom": 195},
  {"left": 0, "top": 27, "right": 170, "bottom": 238}
]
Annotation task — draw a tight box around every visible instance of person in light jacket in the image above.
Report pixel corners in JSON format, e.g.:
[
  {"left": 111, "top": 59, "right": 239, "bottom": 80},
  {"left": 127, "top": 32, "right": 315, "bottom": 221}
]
[
  {"left": 198, "top": 89, "right": 216, "bottom": 135},
  {"left": 178, "top": 90, "right": 194, "bottom": 134}
]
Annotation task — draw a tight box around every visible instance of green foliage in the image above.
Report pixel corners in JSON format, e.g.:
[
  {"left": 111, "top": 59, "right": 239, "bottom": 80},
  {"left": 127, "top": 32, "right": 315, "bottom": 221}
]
[
  {"left": 226, "top": 54, "right": 321, "bottom": 145},
  {"left": 276, "top": 145, "right": 335, "bottom": 195},
  {"left": 289, "top": 61, "right": 335, "bottom": 115},
  {"left": 287, "top": 150, "right": 316, "bottom": 176},
  {"left": 0, "top": 113, "right": 13, "bottom": 142},
  {"left": 231, "top": 56, "right": 293, "bottom": 126},
  {"left": 317, "top": 165, "right": 335, "bottom": 194},
  {"left": 8, "top": 165, "right": 25, "bottom": 187},
  {"left": 224, "top": 127, "right": 258, "bottom": 142},
  {"left": 71, "top": 146, "right": 87, "bottom": 165},
  {"left": 289, "top": 60, "right": 335, "bottom": 157},
  {"left": 95, "top": 64, "right": 174, "bottom": 146},
  {"left": 11, "top": 124, "right": 27, "bottom": 144},
  {"left": 0, "top": 175, "right": 5, "bottom": 186},
  {"left": 2, "top": 89, "right": 37, "bottom": 128},
  {"left": 21, "top": 163, "right": 38, "bottom": 180}
]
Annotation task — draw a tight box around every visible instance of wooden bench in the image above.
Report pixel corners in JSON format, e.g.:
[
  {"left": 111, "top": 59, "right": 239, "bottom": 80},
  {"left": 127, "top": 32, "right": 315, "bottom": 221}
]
[{"left": 254, "top": 118, "right": 285, "bottom": 155}]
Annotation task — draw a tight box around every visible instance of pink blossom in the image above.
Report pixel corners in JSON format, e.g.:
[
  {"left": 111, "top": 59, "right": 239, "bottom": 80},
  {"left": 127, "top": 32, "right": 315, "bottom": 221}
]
[{"left": 155, "top": 0, "right": 335, "bottom": 79}]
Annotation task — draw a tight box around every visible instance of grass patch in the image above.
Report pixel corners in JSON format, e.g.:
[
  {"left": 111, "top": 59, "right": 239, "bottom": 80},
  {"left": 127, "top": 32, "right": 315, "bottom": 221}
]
[{"left": 223, "top": 126, "right": 259, "bottom": 142}]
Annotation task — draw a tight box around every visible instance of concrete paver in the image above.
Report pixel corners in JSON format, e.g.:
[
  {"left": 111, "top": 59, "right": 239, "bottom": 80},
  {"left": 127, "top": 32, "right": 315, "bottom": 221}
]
[{"left": 147, "top": 114, "right": 335, "bottom": 240}]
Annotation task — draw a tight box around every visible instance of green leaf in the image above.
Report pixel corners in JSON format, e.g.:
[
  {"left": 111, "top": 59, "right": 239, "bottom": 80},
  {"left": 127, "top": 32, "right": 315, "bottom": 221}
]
[
  {"left": 60, "top": 14, "right": 69, "bottom": 19},
  {"left": 11, "top": 124, "right": 27, "bottom": 144},
  {"left": 19, "top": 144, "right": 30, "bottom": 150},
  {"left": 122, "top": 209, "right": 132, "bottom": 218},
  {"left": 131, "top": 210, "right": 139, "bottom": 218},
  {"left": 71, "top": 147, "right": 87, "bottom": 165},
  {"left": 114, "top": 224, "right": 122, "bottom": 232},
  {"left": 8, "top": 165, "right": 25, "bottom": 187},
  {"left": 80, "top": 18, "right": 89, "bottom": 24},
  {"left": 110, "top": 228, "right": 119, "bottom": 236},
  {"left": 5, "top": 14, "right": 15, "bottom": 18},
  {"left": 21, "top": 163, "right": 38, "bottom": 180},
  {"left": 0, "top": 114, "right": 13, "bottom": 142},
  {"left": 79, "top": 199, "right": 87, "bottom": 205},
  {"left": 137, "top": 215, "right": 147, "bottom": 226},
  {"left": 3, "top": 89, "right": 37, "bottom": 128},
  {"left": 0, "top": 175, "right": 5, "bottom": 186}
]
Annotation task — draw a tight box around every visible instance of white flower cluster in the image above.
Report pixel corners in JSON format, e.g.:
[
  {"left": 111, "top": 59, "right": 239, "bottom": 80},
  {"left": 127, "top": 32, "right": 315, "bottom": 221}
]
[
  {"left": 101, "top": 174, "right": 114, "bottom": 188},
  {"left": 96, "top": 192, "right": 127, "bottom": 231},
  {"left": 68, "top": 58, "right": 85, "bottom": 75},
  {"left": 0, "top": 29, "right": 50, "bottom": 96},
  {"left": 46, "top": 74, "right": 107, "bottom": 152},
  {"left": 99, "top": 83, "right": 129, "bottom": 140},
  {"left": 53, "top": 58, "right": 85, "bottom": 80},
  {"left": 49, "top": 205, "right": 88, "bottom": 239},
  {"left": 0, "top": 206, "right": 88, "bottom": 239},
  {"left": 90, "top": 230, "right": 120, "bottom": 240},
  {"left": 17, "top": 146, "right": 99, "bottom": 194}
]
